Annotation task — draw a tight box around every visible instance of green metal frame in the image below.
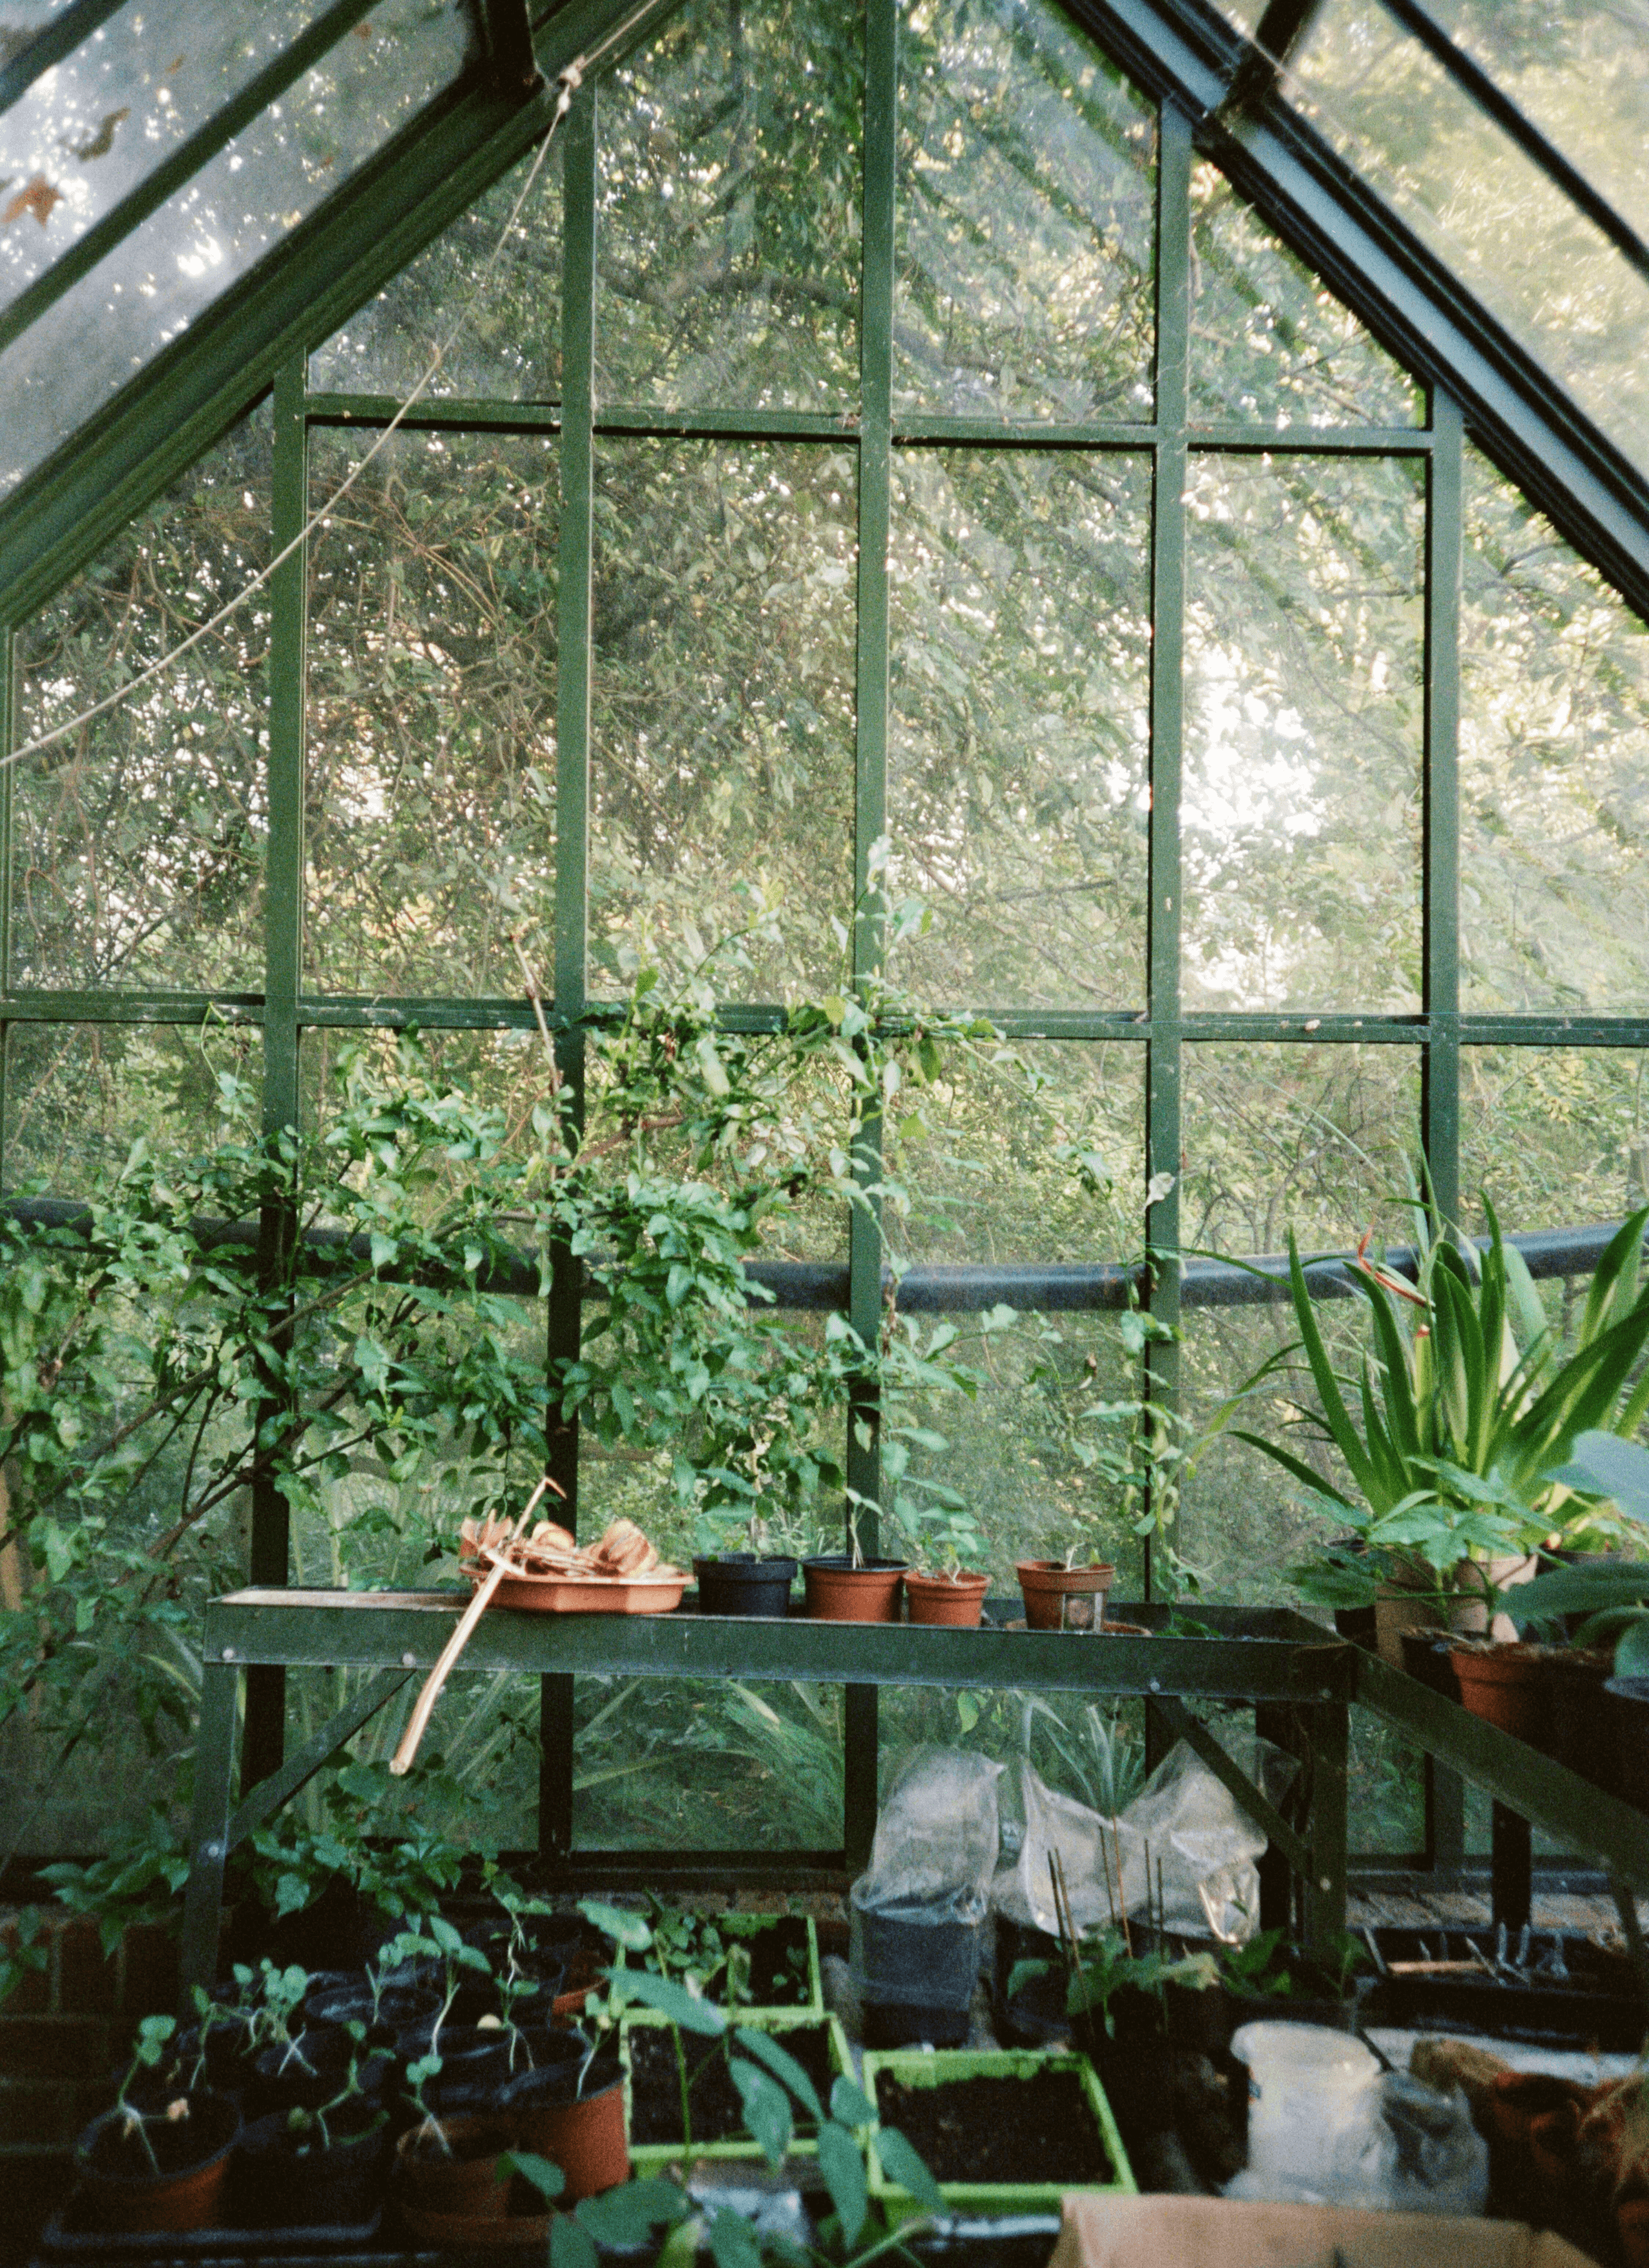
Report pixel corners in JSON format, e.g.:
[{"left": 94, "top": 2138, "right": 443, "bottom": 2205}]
[
  {"left": 177, "top": 1588, "right": 1357, "bottom": 1998},
  {"left": 5, "top": 0, "right": 1649, "bottom": 1885}
]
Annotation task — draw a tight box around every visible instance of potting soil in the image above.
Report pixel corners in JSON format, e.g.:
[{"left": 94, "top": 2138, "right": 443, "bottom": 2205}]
[
  {"left": 627, "top": 2023, "right": 835, "bottom": 2146},
  {"left": 733, "top": 1919, "right": 813, "bottom": 2006},
  {"left": 874, "top": 2071, "right": 1112, "bottom": 2186}
]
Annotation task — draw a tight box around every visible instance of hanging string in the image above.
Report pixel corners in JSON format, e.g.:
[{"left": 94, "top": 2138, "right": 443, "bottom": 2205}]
[{"left": 0, "top": 0, "right": 668, "bottom": 777}]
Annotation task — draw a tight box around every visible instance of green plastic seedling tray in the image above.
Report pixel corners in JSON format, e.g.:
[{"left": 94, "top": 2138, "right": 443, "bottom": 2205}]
[
  {"left": 860, "top": 2046, "right": 1136, "bottom": 2222},
  {"left": 621, "top": 2004, "right": 852, "bottom": 2171},
  {"left": 615, "top": 1913, "right": 823, "bottom": 2016}
]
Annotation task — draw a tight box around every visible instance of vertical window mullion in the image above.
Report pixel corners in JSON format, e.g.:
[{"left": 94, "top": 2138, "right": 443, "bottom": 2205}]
[
  {"left": 541, "top": 80, "right": 597, "bottom": 1863},
  {"left": 844, "top": 0, "right": 895, "bottom": 1874},
  {"left": 1145, "top": 101, "right": 1191, "bottom": 1605},
  {"left": 1424, "top": 388, "right": 1463, "bottom": 1224}
]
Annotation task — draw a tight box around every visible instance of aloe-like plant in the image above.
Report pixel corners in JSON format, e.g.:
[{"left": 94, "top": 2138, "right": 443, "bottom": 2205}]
[
  {"left": 1237, "top": 1201, "right": 1649, "bottom": 1617},
  {"left": 1510, "top": 1431, "right": 1649, "bottom": 1672}
]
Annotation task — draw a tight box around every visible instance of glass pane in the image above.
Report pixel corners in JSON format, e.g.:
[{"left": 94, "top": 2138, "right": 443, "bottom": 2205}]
[
  {"left": 1189, "top": 159, "right": 1422, "bottom": 427},
  {"left": 10, "top": 406, "right": 271, "bottom": 992},
  {"left": 1182, "top": 452, "right": 1424, "bottom": 1012},
  {"left": 572, "top": 1676, "right": 844, "bottom": 1849},
  {"left": 1179, "top": 1043, "right": 1420, "bottom": 1599},
  {"left": 888, "top": 1038, "right": 1145, "bottom": 1267},
  {"left": 305, "top": 428, "right": 558, "bottom": 999},
  {"left": 1417, "top": 0, "right": 1649, "bottom": 249},
  {"left": 1461, "top": 441, "right": 1649, "bottom": 1014},
  {"left": 596, "top": 0, "right": 863, "bottom": 414},
  {"left": 888, "top": 447, "right": 1151, "bottom": 1009},
  {"left": 1284, "top": 6, "right": 1649, "bottom": 474},
  {"left": 1461, "top": 1047, "right": 1649, "bottom": 1236},
  {"left": 895, "top": 0, "right": 1155, "bottom": 423},
  {"left": 0, "top": 1, "right": 330, "bottom": 313},
  {"left": 309, "top": 138, "right": 563, "bottom": 400},
  {"left": 3, "top": 1019, "right": 261, "bottom": 1188},
  {"left": 590, "top": 438, "right": 855, "bottom": 1000},
  {"left": 881, "top": 1311, "right": 1147, "bottom": 1590},
  {"left": 0, "top": 0, "right": 470, "bottom": 493}
]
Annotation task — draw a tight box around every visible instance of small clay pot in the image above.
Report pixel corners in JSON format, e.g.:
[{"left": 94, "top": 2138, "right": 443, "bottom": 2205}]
[
  {"left": 904, "top": 1569, "right": 989, "bottom": 1627},
  {"left": 502, "top": 2065, "right": 628, "bottom": 2201},
  {"left": 1016, "top": 1559, "right": 1114, "bottom": 1632},
  {"left": 74, "top": 2091, "right": 240, "bottom": 2233},
  {"left": 232, "top": 2102, "right": 390, "bottom": 2228},
  {"left": 802, "top": 1556, "right": 907, "bottom": 1623},
  {"left": 1619, "top": 2190, "right": 1649, "bottom": 2268},
  {"left": 693, "top": 1553, "right": 798, "bottom": 1617},
  {"left": 1450, "top": 1640, "right": 1552, "bottom": 1742}
]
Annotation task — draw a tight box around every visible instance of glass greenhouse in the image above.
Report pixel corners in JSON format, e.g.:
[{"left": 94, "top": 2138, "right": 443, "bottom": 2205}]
[{"left": 4, "top": 0, "right": 1649, "bottom": 2177}]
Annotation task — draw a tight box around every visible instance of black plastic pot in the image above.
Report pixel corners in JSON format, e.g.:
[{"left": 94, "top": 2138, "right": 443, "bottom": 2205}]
[
  {"left": 693, "top": 1553, "right": 799, "bottom": 1616},
  {"left": 252, "top": 2034, "right": 391, "bottom": 2115},
  {"left": 852, "top": 1893, "right": 979, "bottom": 2047},
  {"left": 1608, "top": 1677, "right": 1649, "bottom": 1810},
  {"left": 232, "top": 2102, "right": 391, "bottom": 2228},
  {"left": 991, "top": 1916, "right": 1070, "bottom": 2047},
  {"left": 1399, "top": 1628, "right": 1461, "bottom": 1702}
]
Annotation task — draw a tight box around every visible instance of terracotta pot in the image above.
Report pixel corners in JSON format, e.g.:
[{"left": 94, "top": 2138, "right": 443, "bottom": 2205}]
[
  {"left": 802, "top": 1555, "right": 907, "bottom": 1623},
  {"left": 394, "top": 2113, "right": 514, "bottom": 2220},
  {"left": 74, "top": 2092, "right": 240, "bottom": 2233},
  {"left": 1450, "top": 1641, "right": 1552, "bottom": 1742},
  {"left": 904, "top": 1569, "right": 989, "bottom": 1627},
  {"left": 505, "top": 2069, "right": 628, "bottom": 2201},
  {"left": 1486, "top": 2071, "right": 1591, "bottom": 2205},
  {"left": 1016, "top": 1559, "right": 1114, "bottom": 1632}
]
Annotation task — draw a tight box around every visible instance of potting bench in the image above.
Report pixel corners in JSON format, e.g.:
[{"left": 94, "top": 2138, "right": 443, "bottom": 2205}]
[{"left": 175, "top": 1589, "right": 1649, "bottom": 2003}]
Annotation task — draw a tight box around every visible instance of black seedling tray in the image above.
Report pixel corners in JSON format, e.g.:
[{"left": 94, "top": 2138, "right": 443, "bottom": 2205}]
[
  {"left": 1358, "top": 1926, "right": 1643, "bottom": 2049},
  {"left": 37, "top": 2202, "right": 389, "bottom": 2265}
]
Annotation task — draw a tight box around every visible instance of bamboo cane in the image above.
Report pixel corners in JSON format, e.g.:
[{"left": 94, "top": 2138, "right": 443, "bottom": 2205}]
[{"left": 390, "top": 1476, "right": 553, "bottom": 1776}]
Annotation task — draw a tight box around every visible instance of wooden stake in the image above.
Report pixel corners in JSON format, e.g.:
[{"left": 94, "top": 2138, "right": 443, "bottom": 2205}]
[{"left": 390, "top": 1476, "right": 554, "bottom": 1776}]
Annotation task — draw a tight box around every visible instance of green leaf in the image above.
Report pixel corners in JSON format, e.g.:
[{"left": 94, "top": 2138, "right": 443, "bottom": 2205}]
[
  {"left": 816, "top": 2121, "right": 868, "bottom": 2246},
  {"left": 618, "top": 1970, "right": 726, "bottom": 2035},
  {"left": 830, "top": 2074, "right": 876, "bottom": 2128},
  {"left": 551, "top": 2212, "right": 599, "bottom": 2268},
  {"left": 578, "top": 1898, "right": 652, "bottom": 1952},
  {"left": 875, "top": 2124, "right": 945, "bottom": 2214},
  {"left": 730, "top": 2026, "right": 823, "bottom": 2122},
  {"left": 576, "top": 2179, "right": 687, "bottom": 2245},
  {"left": 504, "top": 2151, "right": 566, "bottom": 2203},
  {"left": 706, "top": 2205, "right": 767, "bottom": 2268},
  {"left": 1615, "top": 1617, "right": 1649, "bottom": 1676},
  {"left": 728, "top": 2056, "right": 794, "bottom": 2166}
]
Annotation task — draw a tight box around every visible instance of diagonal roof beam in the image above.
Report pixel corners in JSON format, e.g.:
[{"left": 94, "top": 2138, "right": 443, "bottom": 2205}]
[
  {"left": 1218, "top": 0, "right": 1325, "bottom": 121},
  {"left": 1067, "top": 0, "right": 1649, "bottom": 627},
  {"left": 0, "top": 0, "right": 682, "bottom": 629}
]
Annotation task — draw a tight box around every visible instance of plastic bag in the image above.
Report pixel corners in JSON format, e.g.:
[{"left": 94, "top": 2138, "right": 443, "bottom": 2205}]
[
  {"left": 1226, "top": 2071, "right": 1488, "bottom": 2215},
  {"left": 992, "top": 1737, "right": 1295, "bottom": 1944},
  {"left": 854, "top": 1746, "right": 1004, "bottom": 1922}
]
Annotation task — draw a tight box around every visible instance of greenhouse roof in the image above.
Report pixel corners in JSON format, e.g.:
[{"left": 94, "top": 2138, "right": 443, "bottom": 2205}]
[{"left": 0, "top": 0, "right": 1646, "bottom": 627}]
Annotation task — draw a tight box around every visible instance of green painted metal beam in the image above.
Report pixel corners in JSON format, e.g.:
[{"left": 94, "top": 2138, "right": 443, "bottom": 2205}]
[
  {"left": 225, "top": 1668, "right": 414, "bottom": 1852},
  {"left": 1354, "top": 1649, "right": 1649, "bottom": 1888},
  {"left": 203, "top": 1588, "right": 1349, "bottom": 1698},
  {"left": 0, "top": 0, "right": 686, "bottom": 630}
]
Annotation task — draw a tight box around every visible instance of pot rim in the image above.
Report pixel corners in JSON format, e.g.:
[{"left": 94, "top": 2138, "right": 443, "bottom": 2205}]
[
  {"left": 905, "top": 1567, "right": 989, "bottom": 1588},
  {"left": 76, "top": 2091, "right": 240, "bottom": 2187},
  {"left": 803, "top": 1555, "right": 909, "bottom": 1574}
]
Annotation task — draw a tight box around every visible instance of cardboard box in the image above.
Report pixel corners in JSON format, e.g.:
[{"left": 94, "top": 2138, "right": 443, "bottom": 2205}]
[{"left": 1051, "top": 2194, "right": 1597, "bottom": 2268}]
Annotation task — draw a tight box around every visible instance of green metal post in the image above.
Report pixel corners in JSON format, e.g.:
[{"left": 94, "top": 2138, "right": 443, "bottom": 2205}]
[
  {"left": 1302, "top": 1698, "right": 1349, "bottom": 1956},
  {"left": 0, "top": 627, "right": 11, "bottom": 1175},
  {"left": 541, "top": 81, "right": 596, "bottom": 1858},
  {"left": 1143, "top": 102, "right": 1190, "bottom": 1619},
  {"left": 1423, "top": 386, "right": 1466, "bottom": 1877},
  {"left": 243, "top": 356, "right": 309, "bottom": 1793},
  {"left": 844, "top": 0, "right": 895, "bottom": 1872},
  {"left": 179, "top": 1660, "right": 241, "bottom": 2005}
]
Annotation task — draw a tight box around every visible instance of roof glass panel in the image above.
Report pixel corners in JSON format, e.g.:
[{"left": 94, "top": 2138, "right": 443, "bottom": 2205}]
[
  {"left": 1409, "top": 1, "right": 1649, "bottom": 247},
  {"left": 0, "top": 0, "right": 471, "bottom": 494},
  {"left": 0, "top": 0, "right": 333, "bottom": 316},
  {"left": 1279, "top": 5, "right": 1649, "bottom": 469}
]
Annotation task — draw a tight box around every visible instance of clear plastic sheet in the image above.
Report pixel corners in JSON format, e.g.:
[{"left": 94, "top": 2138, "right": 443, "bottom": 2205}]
[
  {"left": 854, "top": 1746, "right": 1005, "bottom": 1922},
  {"left": 992, "top": 1736, "right": 1297, "bottom": 1944}
]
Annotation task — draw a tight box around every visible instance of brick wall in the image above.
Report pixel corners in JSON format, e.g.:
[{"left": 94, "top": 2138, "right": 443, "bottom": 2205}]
[{"left": 0, "top": 1909, "right": 178, "bottom": 2265}]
